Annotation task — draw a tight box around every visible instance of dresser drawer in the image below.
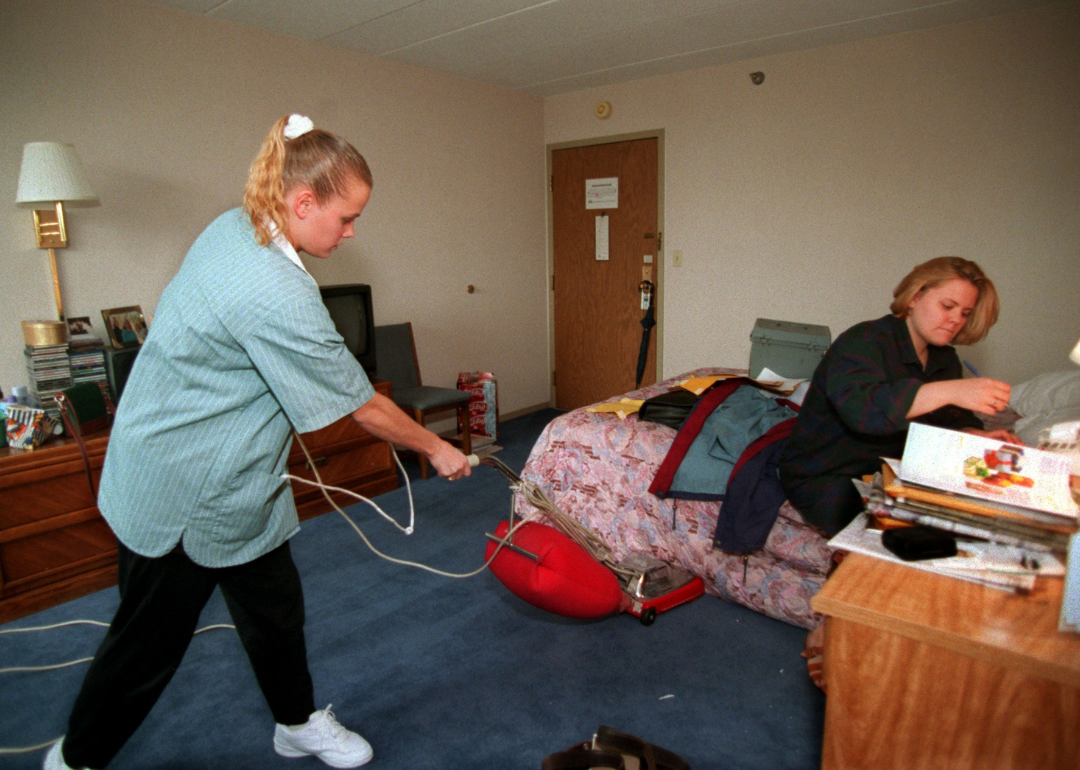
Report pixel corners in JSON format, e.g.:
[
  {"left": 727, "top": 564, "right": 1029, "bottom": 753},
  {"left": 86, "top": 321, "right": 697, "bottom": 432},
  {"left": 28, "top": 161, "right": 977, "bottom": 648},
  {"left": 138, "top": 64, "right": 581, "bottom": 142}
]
[
  {"left": 288, "top": 439, "right": 394, "bottom": 505},
  {"left": 0, "top": 517, "right": 117, "bottom": 594},
  {"left": 291, "top": 380, "right": 393, "bottom": 454},
  {"left": 0, "top": 462, "right": 100, "bottom": 527}
]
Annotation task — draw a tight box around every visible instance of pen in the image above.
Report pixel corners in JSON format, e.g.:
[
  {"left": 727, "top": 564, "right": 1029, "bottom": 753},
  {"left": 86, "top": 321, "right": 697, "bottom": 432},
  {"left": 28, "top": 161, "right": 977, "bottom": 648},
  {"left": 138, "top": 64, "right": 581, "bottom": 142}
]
[{"left": 963, "top": 359, "right": 981, "bottom": 378}]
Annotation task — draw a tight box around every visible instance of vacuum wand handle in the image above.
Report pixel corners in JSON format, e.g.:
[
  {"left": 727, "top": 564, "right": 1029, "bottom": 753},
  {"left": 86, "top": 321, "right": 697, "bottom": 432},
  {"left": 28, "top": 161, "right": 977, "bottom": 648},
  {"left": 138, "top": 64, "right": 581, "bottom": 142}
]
[{"left": 467, "top": 454, "right": 480, "bottom": 468}]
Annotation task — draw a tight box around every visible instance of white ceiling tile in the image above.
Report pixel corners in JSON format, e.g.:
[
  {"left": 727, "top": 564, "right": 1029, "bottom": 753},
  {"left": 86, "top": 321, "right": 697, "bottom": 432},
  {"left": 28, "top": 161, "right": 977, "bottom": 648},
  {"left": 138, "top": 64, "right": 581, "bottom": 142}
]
[
  {"left": 139, "top": 0, "right": 1061, "bottom": 95},
  {"left": 206, "top": 0, "right": 418, "bottom": 42},
  {"left": 323, "top": 0, "right": 547, "bottom": 54}
]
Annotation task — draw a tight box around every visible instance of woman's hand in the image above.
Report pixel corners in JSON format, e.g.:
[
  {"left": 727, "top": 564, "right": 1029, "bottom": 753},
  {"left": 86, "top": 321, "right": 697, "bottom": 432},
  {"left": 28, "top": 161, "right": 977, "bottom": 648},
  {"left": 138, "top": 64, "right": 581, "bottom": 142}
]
[
  {"left": 427, "top": 441, "right": 472, "bottom": 481},
  {"left": 908, "top": 378, "right": 1012, "bottom": 419},
  {"left": 352, "top": 394, "right": 471, "bottom": 480},
  {"left": 950, "top": 377, "right": 1012, "bottom": 414}
]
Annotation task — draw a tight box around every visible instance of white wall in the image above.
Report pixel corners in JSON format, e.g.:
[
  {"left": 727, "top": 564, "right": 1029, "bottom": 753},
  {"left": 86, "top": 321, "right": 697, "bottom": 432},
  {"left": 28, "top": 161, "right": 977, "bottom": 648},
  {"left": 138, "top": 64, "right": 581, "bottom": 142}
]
[
  {"left": 0, "top": 0, "right": 549, "bottom": 417},
  {"left": 545, "top": 4, "right": 1080, "bottom": 387}
]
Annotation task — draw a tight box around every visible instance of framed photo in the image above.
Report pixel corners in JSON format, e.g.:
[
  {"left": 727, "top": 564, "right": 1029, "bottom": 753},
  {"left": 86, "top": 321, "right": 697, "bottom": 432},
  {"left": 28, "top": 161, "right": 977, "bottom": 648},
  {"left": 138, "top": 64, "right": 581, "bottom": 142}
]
[
  {"left": 101, "top": 305, "right": 148, "bottom": 349},
  {"left": 66, "top": 316, "right": 92, "bottom": 337}
]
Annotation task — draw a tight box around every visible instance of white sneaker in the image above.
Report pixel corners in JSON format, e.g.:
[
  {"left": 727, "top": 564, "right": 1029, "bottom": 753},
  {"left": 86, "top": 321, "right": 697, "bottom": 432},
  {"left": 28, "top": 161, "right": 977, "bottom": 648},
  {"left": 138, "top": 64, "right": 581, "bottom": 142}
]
[
  {"left": 43, "top": 740, "right": 92, "bottom": 770},
  {"left": 274, "top": 705, "right": 373, "bottom": 768}
]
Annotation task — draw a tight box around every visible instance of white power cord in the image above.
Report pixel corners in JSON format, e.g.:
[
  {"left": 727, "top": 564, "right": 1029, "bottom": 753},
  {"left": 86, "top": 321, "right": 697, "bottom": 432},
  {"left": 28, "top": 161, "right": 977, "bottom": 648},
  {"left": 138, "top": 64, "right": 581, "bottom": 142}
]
[
  {"left": 286, "top": 434, "right": 526, "bottom": 578},
  {"left": 0, "top": 438, "right": 526, "bottom": 757},
  {"left": 0, "top": 620, "right": 235, "bottom": 755}
]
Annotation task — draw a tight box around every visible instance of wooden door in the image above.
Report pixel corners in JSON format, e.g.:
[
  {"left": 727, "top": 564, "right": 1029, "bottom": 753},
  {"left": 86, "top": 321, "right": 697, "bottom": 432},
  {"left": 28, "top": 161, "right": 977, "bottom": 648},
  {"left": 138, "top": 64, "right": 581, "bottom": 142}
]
[{"left": 552, "top": 138, "right": 659, "bottom": 410}]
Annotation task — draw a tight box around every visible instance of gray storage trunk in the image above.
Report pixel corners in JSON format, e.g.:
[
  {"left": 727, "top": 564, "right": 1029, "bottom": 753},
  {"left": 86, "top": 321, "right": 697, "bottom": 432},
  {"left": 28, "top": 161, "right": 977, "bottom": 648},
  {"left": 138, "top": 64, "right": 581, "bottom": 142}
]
[{"left": 748, "top": 318, "right": 831, "bottom": 380}]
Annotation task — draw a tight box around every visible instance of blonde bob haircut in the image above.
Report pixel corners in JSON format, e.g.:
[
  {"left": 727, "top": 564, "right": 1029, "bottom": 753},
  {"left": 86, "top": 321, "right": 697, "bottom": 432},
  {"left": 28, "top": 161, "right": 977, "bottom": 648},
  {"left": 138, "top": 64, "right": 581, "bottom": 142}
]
[
  {"left": 243, "top": 116, "right": 373, "bottom": 247},
  {"left": 890, "top": 256, "right": 999, "bottom": 346}
]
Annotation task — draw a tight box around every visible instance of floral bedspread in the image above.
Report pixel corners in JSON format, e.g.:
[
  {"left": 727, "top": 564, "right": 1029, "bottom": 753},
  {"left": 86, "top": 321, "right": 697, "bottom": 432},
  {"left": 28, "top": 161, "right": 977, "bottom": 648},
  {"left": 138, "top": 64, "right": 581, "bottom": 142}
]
[{"left": 514, "top": 368, "right": 830, "bottom": 629}]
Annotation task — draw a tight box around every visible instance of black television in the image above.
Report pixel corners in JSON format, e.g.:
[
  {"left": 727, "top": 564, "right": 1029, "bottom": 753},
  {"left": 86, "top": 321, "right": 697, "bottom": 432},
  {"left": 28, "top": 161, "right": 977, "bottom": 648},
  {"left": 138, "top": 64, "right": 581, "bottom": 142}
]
[
  {"left": 319, "top": 283, "right": 377, "bottom": 375},
  {"left": 104, "top": 346, "right": 140, "bottom": 404}
]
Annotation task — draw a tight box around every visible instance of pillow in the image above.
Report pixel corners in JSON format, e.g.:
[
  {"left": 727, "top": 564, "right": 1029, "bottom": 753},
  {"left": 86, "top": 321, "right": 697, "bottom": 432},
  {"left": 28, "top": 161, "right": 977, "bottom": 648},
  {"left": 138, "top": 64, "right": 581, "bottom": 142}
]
[
  {"left": 1010, "top": 371, "right": 1080, "bottom": 445},
  {"left": 485, "top": 520, "right": 624, "bottom": 619},
  {"left": 1011, "top": 371, "right": 1080, "bottom": 418}
]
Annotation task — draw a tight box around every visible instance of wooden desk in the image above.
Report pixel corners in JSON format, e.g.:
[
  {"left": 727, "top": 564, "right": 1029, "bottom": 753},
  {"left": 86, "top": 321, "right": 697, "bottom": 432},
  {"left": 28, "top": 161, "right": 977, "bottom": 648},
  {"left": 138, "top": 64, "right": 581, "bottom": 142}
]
[
  {"left": 0, "top": 380, "right": 397, "bottom": 624},
  {"left": 811, "top": 553, "right": 1080, "bottom": 769}
]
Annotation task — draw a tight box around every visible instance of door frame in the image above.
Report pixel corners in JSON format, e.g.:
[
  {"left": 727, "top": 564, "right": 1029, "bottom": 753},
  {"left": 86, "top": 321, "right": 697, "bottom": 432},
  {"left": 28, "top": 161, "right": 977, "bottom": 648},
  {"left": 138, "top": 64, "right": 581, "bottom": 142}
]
[{"left": 546, "top": 129, "right": 666, "bottom": 405}]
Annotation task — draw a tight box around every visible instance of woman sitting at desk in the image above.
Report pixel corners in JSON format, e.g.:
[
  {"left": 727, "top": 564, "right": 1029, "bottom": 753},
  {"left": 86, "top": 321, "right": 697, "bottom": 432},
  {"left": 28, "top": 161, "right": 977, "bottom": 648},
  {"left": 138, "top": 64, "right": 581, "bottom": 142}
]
[{"left": 778, "top": 256, "right": 1018, "bottom": 689}]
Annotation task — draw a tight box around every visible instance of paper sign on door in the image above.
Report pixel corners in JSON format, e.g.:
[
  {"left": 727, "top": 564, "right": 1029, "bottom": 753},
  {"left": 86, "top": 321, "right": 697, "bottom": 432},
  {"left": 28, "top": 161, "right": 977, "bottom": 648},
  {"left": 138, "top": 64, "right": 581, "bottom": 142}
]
[
  {"left": 586, "top": 177, "right": 618, "bottom": 209},
  {"left": 595, "top": 215, "right": 609, "bottom": 261}
]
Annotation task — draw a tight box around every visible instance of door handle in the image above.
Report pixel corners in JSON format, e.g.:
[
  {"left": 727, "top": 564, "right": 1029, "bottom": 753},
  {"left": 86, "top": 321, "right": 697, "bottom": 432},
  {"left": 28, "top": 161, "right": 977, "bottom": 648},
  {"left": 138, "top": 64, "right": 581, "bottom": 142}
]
[{"left": 639, "top": 279, "right": 654, "bottom": 310}]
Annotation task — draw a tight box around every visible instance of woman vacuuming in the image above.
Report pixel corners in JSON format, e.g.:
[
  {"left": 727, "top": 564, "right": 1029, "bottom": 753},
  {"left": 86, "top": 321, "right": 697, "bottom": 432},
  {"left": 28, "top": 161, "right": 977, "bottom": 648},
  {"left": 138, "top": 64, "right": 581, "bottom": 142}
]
[{"left": 46, "top": 115, "right": 470, "bottom": 770}]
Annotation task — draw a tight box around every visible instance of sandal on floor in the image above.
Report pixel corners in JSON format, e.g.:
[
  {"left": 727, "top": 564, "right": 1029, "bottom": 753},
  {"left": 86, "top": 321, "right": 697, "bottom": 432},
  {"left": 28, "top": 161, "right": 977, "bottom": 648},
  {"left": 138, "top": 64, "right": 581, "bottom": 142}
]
[
  {"left": 801, "top": 644, "right": 826, "bottom": 693},
  {"left": 542, "top": 742, "right": 625, "bottom": 770},
  {"left": 542, "top": 727, "right": 690, "bottom": 770},
  {"left": 593, "top": 725, "right": 691, "bottom": 770}
]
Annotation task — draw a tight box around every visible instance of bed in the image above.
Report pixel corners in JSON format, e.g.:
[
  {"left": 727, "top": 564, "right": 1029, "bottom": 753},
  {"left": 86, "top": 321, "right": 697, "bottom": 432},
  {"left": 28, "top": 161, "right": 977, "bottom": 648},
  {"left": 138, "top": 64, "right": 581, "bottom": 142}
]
[{"left": 513, "top": 368, "right": 832, "bottom": 629}]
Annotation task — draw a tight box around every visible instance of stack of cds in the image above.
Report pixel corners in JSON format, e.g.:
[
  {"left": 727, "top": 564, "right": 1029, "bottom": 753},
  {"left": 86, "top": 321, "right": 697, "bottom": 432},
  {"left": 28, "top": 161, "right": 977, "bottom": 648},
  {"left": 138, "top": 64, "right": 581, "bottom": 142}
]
[
  {"left": 24, "top": 342, "right": 73, "bottom": 425},
  {"left": 68, "top": 323, "right": 109, "bottom": 388}
]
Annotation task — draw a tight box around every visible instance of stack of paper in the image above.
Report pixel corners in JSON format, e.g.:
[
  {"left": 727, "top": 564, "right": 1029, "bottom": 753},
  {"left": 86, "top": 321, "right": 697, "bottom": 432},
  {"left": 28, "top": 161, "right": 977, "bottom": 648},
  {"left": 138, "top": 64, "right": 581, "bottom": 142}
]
[
  {"left": 841, "top": 423, "right": 1079, "bottom": 591},
  {"left": 883, "top": 423, "right": 1078, "bottom": 546},
  {"left": 828, "top": 512, "right": 1062, "bottom": 592},
  {"left": 679, "top": 368, "right": 806, "bottom": 397}
]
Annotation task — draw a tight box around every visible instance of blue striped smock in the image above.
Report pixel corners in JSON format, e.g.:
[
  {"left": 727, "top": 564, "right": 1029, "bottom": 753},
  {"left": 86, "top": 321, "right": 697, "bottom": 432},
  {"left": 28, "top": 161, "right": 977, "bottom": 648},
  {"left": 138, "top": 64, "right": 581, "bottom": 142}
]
[{"left": 97, "top": 208, "right": 375, "bottom": 567}]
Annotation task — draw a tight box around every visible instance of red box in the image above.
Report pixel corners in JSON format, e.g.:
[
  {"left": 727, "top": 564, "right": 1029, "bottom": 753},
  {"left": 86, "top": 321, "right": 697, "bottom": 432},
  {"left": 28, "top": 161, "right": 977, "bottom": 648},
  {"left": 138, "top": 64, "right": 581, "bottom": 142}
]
[{"left": 458, "top": 372, "right": 498, "bottom": 439}]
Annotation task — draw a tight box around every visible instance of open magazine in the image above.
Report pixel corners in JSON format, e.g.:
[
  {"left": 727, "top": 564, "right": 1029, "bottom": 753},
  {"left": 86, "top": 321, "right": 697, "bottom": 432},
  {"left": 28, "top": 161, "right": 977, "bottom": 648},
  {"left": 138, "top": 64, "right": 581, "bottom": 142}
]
[{"left": 898, "top": 423, "right": 1078, "bottom": 520}]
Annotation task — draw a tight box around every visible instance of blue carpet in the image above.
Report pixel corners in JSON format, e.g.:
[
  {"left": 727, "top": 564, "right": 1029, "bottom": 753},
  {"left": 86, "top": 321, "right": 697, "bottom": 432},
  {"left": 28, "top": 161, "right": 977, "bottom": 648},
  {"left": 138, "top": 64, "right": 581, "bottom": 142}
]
[{"left": 0, "top": 409, "right": 824, "bottom": 769}]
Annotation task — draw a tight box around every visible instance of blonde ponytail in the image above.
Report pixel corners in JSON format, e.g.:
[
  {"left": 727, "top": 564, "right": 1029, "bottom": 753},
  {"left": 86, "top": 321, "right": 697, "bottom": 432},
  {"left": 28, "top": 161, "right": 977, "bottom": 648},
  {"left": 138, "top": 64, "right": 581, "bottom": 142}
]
[
  {"left": 243, "top": 116, "right": 290, "bottom": 246},
  {"left": 243, "top": 115, "right": 373, "bottom": 247}
]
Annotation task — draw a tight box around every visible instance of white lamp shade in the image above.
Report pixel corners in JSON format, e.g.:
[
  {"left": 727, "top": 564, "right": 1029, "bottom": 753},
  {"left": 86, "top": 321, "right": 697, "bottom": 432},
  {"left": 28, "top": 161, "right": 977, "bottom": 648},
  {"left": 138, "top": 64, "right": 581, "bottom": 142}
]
[
  {"left": 1071, "top": 338, "right": 1080, "bottom": 367},
  {"left": 16, "top": 142, "right": 99, "bottom": 208}
]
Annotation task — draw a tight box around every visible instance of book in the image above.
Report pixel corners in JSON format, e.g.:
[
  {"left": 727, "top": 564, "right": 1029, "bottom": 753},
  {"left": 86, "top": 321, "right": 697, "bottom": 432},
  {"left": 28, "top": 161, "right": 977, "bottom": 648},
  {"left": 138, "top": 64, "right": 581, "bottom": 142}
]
[
  {"left": 871, "top": 469, "right": 1070, "bottom": 551},
  {"left": 896, "top": 423, "right": 1079, "bottom": 521}
]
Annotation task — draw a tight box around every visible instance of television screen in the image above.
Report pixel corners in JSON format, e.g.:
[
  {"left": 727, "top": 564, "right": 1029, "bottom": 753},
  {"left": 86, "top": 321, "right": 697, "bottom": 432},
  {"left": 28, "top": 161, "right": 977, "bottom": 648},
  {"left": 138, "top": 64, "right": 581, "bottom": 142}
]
[{"left": 320, "top": 284, "right": 376, "bottom": 374}]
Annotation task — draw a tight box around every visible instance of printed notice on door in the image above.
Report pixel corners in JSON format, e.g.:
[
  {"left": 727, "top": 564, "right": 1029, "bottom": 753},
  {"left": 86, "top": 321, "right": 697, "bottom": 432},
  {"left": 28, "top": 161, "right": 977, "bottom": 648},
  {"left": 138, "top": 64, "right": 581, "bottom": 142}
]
[{"left": 586, "top": 177, "right": 618, "bottom": 209}]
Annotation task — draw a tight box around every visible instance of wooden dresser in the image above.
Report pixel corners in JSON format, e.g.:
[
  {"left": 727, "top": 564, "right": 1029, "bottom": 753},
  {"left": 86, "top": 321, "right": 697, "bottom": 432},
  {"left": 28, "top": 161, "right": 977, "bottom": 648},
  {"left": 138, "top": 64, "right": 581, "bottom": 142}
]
[
  {"left": 0, "top": 379, "right": 397, "bottom": 624},
  {"left": 812, "top": 553, "right": 1080, "bottom": 769}
]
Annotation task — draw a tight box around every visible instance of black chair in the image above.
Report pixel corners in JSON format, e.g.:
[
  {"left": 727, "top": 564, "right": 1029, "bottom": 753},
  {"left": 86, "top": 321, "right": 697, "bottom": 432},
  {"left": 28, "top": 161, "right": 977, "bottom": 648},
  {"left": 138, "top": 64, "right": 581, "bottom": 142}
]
[
  {"left": 374, "top": 322, "right": 472, "bottom": 479},
  {"left": 55, "top": 381, "right": 115, "bottom": 498}
]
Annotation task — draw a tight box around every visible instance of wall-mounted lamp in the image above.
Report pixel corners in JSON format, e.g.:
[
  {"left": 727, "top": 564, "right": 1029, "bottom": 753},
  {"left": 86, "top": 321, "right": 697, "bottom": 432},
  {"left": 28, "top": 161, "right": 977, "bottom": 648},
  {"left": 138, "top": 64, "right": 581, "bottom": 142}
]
[{"left": 15, "top": 142, "right": 99, "bottom": 321}]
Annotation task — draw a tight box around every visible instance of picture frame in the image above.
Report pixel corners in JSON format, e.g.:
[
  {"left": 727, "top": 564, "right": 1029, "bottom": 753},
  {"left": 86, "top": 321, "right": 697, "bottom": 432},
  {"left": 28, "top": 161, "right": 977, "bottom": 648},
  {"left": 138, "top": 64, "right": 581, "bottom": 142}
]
[
  {"left": 66, "top": 316, "right": 92, "bottom": 337},
  {"left": 101, "top": 305, "right": 148, "bottom": 349}
]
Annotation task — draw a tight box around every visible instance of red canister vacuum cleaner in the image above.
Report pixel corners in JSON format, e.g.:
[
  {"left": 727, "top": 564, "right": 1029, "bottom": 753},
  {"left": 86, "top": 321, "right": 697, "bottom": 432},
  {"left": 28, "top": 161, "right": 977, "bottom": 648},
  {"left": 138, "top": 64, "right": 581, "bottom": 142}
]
[{"left": 477, "top": 455, "right": 704, "bottom": 625}]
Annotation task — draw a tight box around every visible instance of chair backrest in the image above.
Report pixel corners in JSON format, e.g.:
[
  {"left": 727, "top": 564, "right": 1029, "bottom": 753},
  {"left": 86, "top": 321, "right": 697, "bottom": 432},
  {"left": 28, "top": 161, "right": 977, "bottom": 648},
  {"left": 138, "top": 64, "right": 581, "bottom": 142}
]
[{"left": 374, "top": 323, "right": 421, "bottom": 389}]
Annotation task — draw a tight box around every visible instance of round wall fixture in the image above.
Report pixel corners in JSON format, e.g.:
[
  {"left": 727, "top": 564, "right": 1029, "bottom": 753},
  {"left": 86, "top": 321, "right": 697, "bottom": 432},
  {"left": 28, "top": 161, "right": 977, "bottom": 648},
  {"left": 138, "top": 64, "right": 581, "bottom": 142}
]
[
  {"left": 595, "top": 101, "right": 612, "bottom": 119},
  {"left": 750, "top": 72, "right": 765, "bottom": 85}
]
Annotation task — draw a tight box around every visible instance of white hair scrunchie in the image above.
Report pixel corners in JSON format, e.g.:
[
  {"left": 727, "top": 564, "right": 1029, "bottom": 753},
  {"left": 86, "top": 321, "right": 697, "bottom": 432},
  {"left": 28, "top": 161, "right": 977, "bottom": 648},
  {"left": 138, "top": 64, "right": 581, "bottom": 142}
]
[{"left": 283, "top": 114, "right": 314, "bottom": 141}]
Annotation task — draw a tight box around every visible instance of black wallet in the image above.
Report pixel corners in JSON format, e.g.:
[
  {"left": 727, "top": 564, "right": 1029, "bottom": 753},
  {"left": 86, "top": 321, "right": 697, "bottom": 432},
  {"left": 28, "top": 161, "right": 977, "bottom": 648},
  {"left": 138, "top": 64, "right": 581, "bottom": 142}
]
[
  {"left": 637, "top": 389, "right": 701, "bottom": 430},
  {"left": 881, "top": 526, "right": 957, "bottom": 561}
]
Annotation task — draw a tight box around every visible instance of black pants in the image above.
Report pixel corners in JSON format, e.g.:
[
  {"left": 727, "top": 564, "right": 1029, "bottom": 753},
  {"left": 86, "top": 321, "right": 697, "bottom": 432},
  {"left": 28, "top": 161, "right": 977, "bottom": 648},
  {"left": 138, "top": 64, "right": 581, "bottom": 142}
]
[{"left": 63, "top": 540, "right": 316, "bottom": 769}]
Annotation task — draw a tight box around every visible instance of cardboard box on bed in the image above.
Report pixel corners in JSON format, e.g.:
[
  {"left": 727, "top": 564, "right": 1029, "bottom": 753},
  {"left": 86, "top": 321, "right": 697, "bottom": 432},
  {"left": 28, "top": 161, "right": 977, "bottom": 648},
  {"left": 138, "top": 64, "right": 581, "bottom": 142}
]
[{"left": 749, "top": 318, "right": 831, "bottom": 380}]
